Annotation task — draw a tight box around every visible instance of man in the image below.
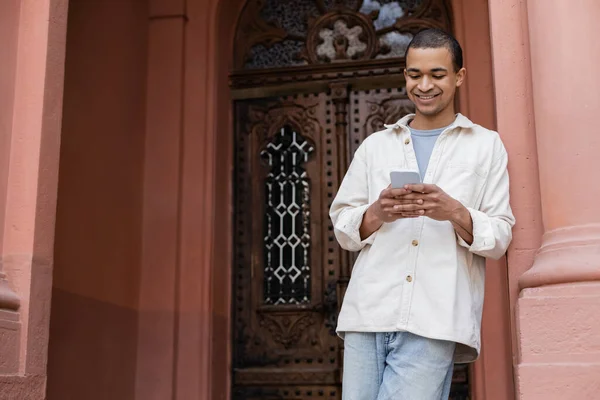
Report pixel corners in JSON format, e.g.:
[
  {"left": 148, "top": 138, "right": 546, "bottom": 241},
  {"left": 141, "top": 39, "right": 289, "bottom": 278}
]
[{"left": 329, "top": 29, "right": 515, "bottom": 400}]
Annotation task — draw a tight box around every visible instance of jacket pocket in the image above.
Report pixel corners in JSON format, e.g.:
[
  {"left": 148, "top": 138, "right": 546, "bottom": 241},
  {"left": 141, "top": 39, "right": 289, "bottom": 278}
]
[{"left": 439, "top": 162, "right": 486, "bottom": 208}]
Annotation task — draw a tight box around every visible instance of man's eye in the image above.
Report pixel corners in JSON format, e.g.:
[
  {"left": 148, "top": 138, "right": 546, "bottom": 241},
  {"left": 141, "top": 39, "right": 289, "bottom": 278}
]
[
  {"left": 409, "top": 75, "right": 420, "bottom": 79},
  {"left": 433, "top": 75, "right": 445, "bottom": 79}
]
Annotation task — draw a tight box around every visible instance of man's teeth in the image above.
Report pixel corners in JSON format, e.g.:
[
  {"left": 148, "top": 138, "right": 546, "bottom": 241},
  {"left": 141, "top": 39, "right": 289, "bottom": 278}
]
[{"left": 419, "top": 95, "right": 436, "bottom": 99}]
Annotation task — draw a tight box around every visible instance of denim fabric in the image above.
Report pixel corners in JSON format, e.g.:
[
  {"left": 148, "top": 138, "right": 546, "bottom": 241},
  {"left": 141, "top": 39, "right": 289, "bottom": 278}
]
[{"left": 342, "top": 332, "right": 456, "bottom": 400}]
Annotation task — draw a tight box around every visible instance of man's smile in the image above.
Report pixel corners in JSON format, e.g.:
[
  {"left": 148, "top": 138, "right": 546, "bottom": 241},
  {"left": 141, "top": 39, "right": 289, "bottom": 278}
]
[{"left": 414, "top": 93, "right": 441, "bottom": 100}]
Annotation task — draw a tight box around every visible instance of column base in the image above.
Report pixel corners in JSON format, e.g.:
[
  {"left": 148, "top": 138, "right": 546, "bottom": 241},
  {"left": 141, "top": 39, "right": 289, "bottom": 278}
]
[
  {"left": 0, "top": 273, "right": 20, "bottom": 311},
  {"left": 519, "top": 224, "right": 600, "bottom": 289},
  {"left": 517, "top": 363, "right": 600, "bottom": 399},
  {"left": 0, "top": 310, "right": 20, "bottom": 374},
  {"left": 0, "top": 272, "right": 21, "bottom": 374},
  {"left": 516, "top": 282, "right": 600, "bottom": 399},
  {"left": 0, "top": 374, "right": 45, "bottom": 399}
]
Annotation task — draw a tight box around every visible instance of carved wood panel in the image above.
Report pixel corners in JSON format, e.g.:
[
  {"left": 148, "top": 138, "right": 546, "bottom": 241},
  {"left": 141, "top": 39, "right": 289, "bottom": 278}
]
[
  {"left": 234, "top": 93, "right": 344, "bottom": 400},
  {"left": 348, "top": 86, "right": 415, "bottom": 159}
]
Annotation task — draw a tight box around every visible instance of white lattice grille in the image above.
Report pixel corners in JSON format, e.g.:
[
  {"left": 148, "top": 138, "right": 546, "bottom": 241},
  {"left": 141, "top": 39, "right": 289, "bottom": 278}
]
[{"left": 261, "top": 126, "right": 314, "bottom": 305}]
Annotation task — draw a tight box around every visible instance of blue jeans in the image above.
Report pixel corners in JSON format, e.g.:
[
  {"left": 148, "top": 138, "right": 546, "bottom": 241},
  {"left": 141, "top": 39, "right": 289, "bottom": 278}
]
[{"left": 342, "top": 332, "right": 456, "bottom": 400}]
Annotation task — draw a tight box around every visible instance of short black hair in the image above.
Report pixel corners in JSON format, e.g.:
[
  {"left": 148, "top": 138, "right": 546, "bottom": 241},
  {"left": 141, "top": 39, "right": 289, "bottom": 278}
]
[{"left": 406, "top": 28, "right": 463, "bottom": 72}]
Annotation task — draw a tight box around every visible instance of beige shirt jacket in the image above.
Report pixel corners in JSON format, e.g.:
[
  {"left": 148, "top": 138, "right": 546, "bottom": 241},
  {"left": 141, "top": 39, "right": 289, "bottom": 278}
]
[{"left": 330, "top": 113, "right": 515, "bottom": 363}]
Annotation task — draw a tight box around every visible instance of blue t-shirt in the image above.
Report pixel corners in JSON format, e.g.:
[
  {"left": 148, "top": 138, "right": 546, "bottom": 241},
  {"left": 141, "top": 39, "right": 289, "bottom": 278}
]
[{"left": 408, "top": 125, "right": 449, "bottom": 179}]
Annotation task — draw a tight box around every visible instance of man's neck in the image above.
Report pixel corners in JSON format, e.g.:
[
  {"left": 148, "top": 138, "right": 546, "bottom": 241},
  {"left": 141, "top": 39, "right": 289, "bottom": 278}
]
[{"left": 409, "top": 109, "right": 456, "bottom": 130}]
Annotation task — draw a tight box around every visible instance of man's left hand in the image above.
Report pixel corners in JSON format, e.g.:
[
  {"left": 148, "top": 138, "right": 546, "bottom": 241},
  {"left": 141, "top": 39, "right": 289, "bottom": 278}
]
[
  {"left": 394, "top": 183, "right": 474, "bottom": 244},
  {"left": 399, "top": 184, "right": 465, "bottom": 222}
]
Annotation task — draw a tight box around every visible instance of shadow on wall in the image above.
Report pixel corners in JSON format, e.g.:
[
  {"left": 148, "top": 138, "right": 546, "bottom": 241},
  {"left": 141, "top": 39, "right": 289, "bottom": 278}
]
[
  {"left": 46, "top": 0, "right": 147, "bottom": 398},
  {"left": 47, "top": 290, "right": 139, "bottom": 400}
]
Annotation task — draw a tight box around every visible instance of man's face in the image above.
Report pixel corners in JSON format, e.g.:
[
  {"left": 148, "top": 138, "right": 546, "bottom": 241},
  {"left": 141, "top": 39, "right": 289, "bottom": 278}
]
[{"left": 404, "top": 47, "right": 465, "bottom": 117}]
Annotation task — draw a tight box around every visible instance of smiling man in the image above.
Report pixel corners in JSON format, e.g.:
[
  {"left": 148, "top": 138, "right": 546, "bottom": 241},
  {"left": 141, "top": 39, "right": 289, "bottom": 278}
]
[{"left": 330, "top": 29, "right": 515, "bottom": 399}]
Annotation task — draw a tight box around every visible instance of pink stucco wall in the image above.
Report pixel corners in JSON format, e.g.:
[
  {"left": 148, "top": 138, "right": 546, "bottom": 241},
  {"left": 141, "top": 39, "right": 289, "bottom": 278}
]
[
  {"left": 135, "top": 1, "right": 187, "bottom": 398},
  {"left": 0, "top": 0, "right": 21, "bottom": 258},
  {"left": 47, "top": 0, "right": 147, "bottom": 399}
]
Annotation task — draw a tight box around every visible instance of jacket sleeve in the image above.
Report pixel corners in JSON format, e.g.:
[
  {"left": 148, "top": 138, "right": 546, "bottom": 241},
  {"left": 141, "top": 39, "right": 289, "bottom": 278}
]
[
  {"left": 457, "top": 145, "right": 516, "bottom": 260},
  {"left": 329, "top": 146, "right": 377, "bottom": 252}
]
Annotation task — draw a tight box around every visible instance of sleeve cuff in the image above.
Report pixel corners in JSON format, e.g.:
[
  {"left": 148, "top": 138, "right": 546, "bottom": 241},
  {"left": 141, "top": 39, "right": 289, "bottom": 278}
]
[
  {"left": 456, "top": 207, "right": 496, "bottom": 252},
  {"left": 334, "top": 204, "right": 377, "bottom": 251}
]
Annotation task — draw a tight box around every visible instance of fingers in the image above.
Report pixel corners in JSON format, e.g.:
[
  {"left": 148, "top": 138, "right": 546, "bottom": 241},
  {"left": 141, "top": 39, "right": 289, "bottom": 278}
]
[
  {"left": 399, "top": 212, "right": 424, "bottom": 218},
  {"left": 393, "top": 199, "right": 424, "bottom": 205},
  {"left": 405, "top": 183, "right": 437, "bottom": 193},
  {"left": 382, "top": 211, "right": 423, "bottom": 221},
  {"left": 397, "top": 192, "right": 424, "bottom": 200},
  {"left": 391, "top": 203, "right": 425, "bottom": 213},
  {"left": 389, "top": 188, "right": 413, "bottom": 197},
  {"left": 380, "top": 199, "right": 423, "bottom": 212},
  {"left": 383, "top": 187, "right": 413, "bottom": 198}
]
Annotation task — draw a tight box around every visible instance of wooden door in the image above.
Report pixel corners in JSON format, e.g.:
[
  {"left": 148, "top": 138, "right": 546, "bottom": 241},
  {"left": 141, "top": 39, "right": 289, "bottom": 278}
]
[
  {"left": 233, "top": 92, "right": 343, "bottom": 400},
  {"left": 232, "top": 85, "right": 469, "bottom": 399}
]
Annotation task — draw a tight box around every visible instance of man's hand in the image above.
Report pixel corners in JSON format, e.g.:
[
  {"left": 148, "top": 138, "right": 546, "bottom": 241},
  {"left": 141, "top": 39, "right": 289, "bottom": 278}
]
[
  {"left": 359, "top": 185, "right": 424, "bottom": 239},
  {"left": 402, "top": 184, "right": 474, "bottom": 244},
  {"left": 371, "top": 185, "right": 425, "bottom": 222},
  {"left": 400, "top": 184, "right": 462, "bottom": 221}
]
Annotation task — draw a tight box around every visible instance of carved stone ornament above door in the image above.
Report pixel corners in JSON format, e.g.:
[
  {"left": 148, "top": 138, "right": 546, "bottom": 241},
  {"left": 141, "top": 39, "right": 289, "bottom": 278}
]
[
  {"left": 234, "top": 0, "right": 453, "bottom": 70},
  {"left": 306, "top": 10, "right": 377, "bottom": 63}
]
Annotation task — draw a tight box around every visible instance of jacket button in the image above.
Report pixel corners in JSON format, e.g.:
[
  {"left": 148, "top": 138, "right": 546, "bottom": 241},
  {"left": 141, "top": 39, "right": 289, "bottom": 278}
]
[
  {"left": 411, "top": 239, "right": 419, "bottom": 246},
  {"left": 406, "top": 275, "right": 413, "bottom": 282},
  {"left": 405, "top": 138, "right": 410, "bottom": 145}
]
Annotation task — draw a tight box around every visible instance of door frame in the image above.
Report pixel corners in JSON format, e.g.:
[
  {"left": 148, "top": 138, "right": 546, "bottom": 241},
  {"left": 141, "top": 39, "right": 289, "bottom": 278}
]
[{"left": 193, "top": 0, "right": 515, "bottom": 398}]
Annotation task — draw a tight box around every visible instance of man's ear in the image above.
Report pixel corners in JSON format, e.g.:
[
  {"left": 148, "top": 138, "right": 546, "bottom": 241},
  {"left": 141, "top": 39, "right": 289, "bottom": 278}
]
[{"left": 456, "top": 67, "right": 466, "bottom": 87}]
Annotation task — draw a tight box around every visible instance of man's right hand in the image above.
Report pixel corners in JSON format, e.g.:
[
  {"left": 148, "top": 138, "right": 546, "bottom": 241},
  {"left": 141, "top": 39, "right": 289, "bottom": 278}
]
[
  {"left": 371, "top": 185, "right": 426, "bottom": 222},
  {"left": 359, "top": 186, "right": 425, "bottom": 239}
]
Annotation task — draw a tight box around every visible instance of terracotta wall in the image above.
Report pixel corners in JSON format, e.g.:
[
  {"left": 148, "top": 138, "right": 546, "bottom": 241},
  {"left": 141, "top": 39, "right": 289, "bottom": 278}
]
[
  {"left": 134, "top": 2, "right": 186, "bottom": 398},
  {"left": 47, "top": 0, "right": 148, "bottom": 399},
  {"left": 0, "top": 0, "right": 20, "bottom": 257}
]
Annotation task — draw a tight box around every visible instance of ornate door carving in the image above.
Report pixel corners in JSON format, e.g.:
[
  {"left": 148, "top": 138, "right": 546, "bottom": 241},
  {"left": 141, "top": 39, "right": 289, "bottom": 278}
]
[{"left": 234, "top": 94, "right": 344, "bottom": 400}]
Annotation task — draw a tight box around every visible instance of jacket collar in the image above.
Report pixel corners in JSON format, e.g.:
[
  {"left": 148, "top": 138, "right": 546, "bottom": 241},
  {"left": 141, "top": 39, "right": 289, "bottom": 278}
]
[{"left": 384, "top": 113, "right": 475, "bottom": 131}]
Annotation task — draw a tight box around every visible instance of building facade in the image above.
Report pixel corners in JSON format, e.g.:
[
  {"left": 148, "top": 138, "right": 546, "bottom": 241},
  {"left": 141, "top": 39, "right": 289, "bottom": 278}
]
[{"left": 0, "top": 0, "right": 598, "bottom": 399}]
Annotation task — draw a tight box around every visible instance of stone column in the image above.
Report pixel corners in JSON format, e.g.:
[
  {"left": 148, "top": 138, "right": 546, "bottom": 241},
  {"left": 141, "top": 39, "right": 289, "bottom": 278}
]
[
  {"left": 516, "top": 0, "right": 600, "bottom": 398},
  {"left": 0, "top": 0, "right": 23, "bottom": 375},
  {"left": 0, "top": 0, "right": 68, "bottom": 398}
]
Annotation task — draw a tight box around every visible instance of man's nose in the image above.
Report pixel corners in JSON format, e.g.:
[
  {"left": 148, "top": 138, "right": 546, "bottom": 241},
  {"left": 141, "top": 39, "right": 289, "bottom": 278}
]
[{"left": 418, "top": 76, "right": 434, "bottom": 92}]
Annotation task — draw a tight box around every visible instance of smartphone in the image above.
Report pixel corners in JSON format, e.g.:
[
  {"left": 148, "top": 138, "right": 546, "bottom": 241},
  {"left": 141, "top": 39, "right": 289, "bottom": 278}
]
[{"left": 390, "top": 170, "right": 421, "bottom": 189}]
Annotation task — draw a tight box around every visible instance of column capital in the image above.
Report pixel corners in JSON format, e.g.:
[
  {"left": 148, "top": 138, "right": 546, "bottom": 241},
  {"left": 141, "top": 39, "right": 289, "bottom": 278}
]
[{"left": 519, "top": 223, "right": 600, "bottom": 289}]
